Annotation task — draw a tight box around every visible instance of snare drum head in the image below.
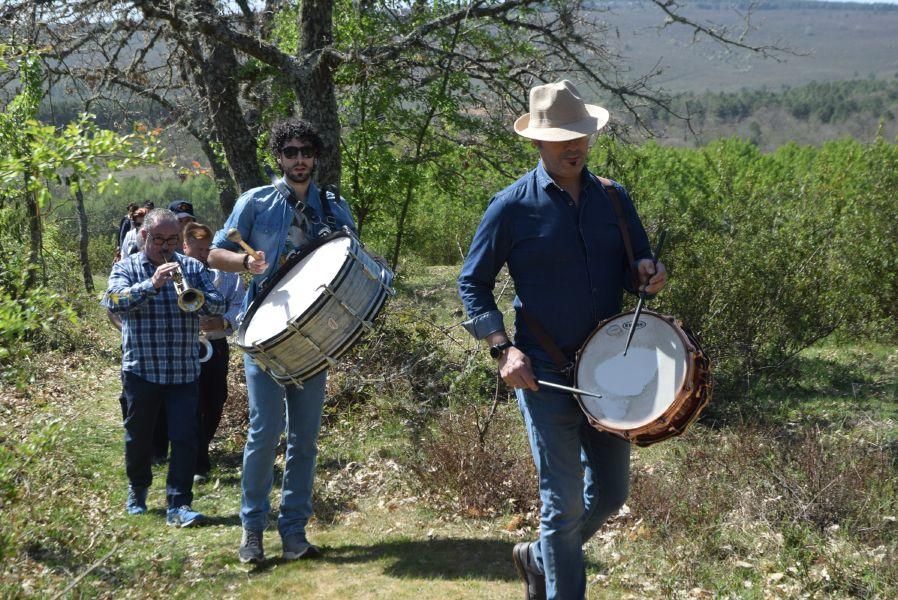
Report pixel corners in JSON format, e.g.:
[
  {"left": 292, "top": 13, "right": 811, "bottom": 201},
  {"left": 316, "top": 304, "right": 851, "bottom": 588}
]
[
  {"left": 241, "top": 236, "right": 352, "bottom": 345},
  {"left": 576, "top": 312, "right": 688, "bottom": 431}
]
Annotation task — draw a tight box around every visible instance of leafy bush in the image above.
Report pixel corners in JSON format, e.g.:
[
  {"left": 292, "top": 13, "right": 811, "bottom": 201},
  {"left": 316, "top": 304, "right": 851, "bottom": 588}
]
[{"left": 592, "top": 137, "right": 898, "bottom": 393}]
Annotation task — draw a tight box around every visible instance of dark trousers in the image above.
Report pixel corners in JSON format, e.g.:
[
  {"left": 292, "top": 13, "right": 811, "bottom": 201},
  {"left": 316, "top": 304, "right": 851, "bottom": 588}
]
[
  {"left": 122, "top": 371, "right": 198, "bottom": 508},
  {"left": 196, "top": 338, "right": 230, "bottom": 475}
]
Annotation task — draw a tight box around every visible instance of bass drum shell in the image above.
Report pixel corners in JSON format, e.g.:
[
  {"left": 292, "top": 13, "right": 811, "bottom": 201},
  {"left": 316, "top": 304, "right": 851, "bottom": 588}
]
[
  {"left": 574, "top": 310, "right": 712, "bottom": 446},
  {"left": 236, "top": 231, "right": 393, "bottom": 385}
]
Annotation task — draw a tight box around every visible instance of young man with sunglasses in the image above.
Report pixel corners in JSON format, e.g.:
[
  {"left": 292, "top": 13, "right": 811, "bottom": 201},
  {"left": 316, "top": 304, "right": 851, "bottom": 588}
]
[
  {"left": 103, "top": 208, "right": 225, "bottom": 527},
  {"left": 208, "top": 120, "right": 355, "bottom": 564}
]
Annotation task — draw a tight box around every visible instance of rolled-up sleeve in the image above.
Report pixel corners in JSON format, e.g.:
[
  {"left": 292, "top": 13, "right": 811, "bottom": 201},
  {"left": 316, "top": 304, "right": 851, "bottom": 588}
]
[
  {"left": 102, "top": 261, "right": 157, "bottom": 313},
  {"left": 457, "top": 196, "right": 511, "bottom": 340},
  {"left": 211, "top": 192, "right": 253, "bottom": 253}
]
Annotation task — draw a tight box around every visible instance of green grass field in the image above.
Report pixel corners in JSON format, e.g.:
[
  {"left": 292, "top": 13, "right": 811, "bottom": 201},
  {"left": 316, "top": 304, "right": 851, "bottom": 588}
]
[{"left": 1, "top": 266, "right": 896, "bottom": 598}]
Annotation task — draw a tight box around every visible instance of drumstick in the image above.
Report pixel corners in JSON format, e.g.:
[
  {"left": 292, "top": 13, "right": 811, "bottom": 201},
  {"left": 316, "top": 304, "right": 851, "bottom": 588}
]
[
  {"left": 623, "top": 229, "right": 666, "bottom": 356},
  {"left": 226, "top": 228, "right": 262, "bottom": 261},
  {"left": 536, "top": 380, "right": 603, "bottom": 399}
]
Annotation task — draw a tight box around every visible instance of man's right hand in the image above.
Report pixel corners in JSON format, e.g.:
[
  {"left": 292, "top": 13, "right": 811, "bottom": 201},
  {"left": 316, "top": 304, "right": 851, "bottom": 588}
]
[
  {"left": 499, "top": 346, "right": 539, "bottom": 391},
  {"left": 151, "top": 262, "right": 180, "bottom": 289},
  {"left": 246, "top": 250, "right": 268, "bottom": 275}
]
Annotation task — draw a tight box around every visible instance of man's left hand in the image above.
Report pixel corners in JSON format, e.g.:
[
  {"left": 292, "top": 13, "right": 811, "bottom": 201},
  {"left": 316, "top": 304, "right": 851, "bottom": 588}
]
[{"left": 637, "top": 259, "right": 668, "bottom": 295}]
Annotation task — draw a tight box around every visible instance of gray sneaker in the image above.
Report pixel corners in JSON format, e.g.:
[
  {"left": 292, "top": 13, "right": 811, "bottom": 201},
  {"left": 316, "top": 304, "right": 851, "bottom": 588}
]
[
  {"left": 125, "top": 486, "right": 148, "bottom": 515},
  {"left": 238, "top": 529, "right": 264, "bottom": 564},
  {"left": 281, "top": 532, "right": 321, "bottom": 560}
]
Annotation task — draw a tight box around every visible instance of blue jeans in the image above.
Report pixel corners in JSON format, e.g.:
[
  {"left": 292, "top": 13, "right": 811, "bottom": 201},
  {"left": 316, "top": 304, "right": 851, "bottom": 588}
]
[
  {"left": 240, "top": 355, "right": 326, "bottom": 537},
  {"left": 516, "top": 369, "right": 631, "bottom": 600},
  {"left": 121, "top": 371, "right": 198, "bottom": 508}
]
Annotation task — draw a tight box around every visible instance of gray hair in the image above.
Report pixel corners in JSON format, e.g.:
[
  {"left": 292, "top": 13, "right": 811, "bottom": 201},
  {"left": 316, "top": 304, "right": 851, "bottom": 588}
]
[{"left": 141, "top": 208, "right": 179, "bottom": 234}]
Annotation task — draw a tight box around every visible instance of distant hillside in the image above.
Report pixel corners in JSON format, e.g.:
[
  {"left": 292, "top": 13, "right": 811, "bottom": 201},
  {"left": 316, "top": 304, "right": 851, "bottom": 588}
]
[
  {"left": 592, "top": 0, "right": 898, "bottom": 94},
  {"left": 644, "top": 78, "right": 898, "bottom": 148}
]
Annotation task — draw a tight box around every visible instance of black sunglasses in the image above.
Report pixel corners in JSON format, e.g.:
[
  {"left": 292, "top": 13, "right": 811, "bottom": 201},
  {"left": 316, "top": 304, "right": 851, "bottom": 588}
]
[{"left": 280, "top": 145, "right": 316, "bottom": 159}]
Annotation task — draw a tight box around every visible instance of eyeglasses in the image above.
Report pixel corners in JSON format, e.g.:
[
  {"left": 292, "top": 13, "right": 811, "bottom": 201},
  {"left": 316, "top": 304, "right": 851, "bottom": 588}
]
[
  {"left": 148, "top": 234, "right": 181, "bottom": 247},
  {"left": 280, "top": 145, "right": 316, "bottom": 159}
]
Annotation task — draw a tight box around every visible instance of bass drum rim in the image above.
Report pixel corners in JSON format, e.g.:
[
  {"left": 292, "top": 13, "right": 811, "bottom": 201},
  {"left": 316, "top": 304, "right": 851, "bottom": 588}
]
[{"left": 236, "top": 230, "right": 354, "bottom": 350}]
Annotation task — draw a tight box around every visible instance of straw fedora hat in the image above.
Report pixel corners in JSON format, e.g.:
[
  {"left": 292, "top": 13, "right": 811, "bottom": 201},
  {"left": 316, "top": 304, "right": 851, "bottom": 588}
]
[{"left": 514, "top": 80, "right": 609, "bottom": 142}]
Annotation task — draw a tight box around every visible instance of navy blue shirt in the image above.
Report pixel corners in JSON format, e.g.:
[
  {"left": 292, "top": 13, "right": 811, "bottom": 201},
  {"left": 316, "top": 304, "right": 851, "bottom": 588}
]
[{"left": 458, "top": 162, "right": 651, "bottom": 368}]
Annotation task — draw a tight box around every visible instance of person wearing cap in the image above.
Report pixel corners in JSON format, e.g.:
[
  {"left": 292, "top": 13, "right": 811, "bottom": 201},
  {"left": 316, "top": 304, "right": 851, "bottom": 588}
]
[
  {"left": 180, "top": 221, "right": 245, "bottom": 482},
  {"left": 208, "top": 119, "right": 355, "bottom": 565},
  {"left": 168, "top": 200, "right": 197, "bottom": 225},
  {"left": 458, "top": 80, "right": 667, "bottom": 599}
]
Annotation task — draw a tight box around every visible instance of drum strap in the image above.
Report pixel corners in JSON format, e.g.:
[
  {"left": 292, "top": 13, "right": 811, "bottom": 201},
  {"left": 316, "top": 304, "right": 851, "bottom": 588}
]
[
  {"left": 273, "top": 178, "right": 338, "bottom": 234},
  {"left": 600, "top": 182, "right": 640, "bottom": 292},
  {"left": 519, "top": 306, "right": 573, "bottom": 374}
]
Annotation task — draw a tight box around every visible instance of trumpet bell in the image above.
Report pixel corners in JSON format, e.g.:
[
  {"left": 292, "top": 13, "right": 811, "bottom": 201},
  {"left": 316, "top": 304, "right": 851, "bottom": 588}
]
[{"left": 178, "top": 288, "right": 205, "bottom": 312}]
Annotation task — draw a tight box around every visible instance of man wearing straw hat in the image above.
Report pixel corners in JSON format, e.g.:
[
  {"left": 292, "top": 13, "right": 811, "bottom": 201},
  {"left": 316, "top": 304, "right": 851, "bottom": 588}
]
[{"left": 458, "top": 80, "right": 667, "bottom": 599}]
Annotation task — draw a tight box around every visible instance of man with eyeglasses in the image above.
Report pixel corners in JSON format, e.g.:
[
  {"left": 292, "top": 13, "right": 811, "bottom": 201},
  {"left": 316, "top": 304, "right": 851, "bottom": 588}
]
[
  {"left": 208, "top": 119, "right": 355, "bottom": 564},
  {"left": 103, "top": 208, "right": 226, "bottom": 528}
]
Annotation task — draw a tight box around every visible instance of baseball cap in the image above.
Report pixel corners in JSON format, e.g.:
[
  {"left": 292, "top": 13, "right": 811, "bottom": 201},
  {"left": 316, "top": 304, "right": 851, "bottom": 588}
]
[{"left": 168, "top": 200, "right": 195, "bottom": 220}]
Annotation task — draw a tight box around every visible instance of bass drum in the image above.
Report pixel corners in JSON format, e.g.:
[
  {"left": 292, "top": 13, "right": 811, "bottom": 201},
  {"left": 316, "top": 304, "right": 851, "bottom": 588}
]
[
  {"left": 236, "top": 230, "right": 394, "bottom": 386},
  {"left": 574, "top": 310, "right": 712, "bottom": 446}
]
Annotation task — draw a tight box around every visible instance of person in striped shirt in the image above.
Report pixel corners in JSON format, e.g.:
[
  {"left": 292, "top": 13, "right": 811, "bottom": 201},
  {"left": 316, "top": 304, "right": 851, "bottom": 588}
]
[{"left": 102, "top": 208, "right": 225, "bottom": 527}]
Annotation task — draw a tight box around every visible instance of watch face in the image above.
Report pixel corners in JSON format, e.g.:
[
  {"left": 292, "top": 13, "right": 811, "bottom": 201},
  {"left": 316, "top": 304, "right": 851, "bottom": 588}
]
[{"left": 490, "top": 342, "right": 511, "bottom": 359}]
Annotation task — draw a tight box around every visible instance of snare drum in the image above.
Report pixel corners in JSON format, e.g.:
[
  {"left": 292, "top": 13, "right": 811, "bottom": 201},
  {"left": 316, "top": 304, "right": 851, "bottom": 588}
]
[
  {"left": 236, "top": 231, "right": 394, "bottom": 385},
  {"left": 573, "top": 310, "right": 711, "bottom": 446}
]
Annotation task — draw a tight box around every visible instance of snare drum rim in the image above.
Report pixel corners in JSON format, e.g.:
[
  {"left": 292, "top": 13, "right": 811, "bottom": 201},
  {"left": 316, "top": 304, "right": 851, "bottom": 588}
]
[
  {"left": 236, "top": 230, "right": 357, "bottom": 350},
  {"left": 572, "top": 309, "right": 697, "bottom": 434}
]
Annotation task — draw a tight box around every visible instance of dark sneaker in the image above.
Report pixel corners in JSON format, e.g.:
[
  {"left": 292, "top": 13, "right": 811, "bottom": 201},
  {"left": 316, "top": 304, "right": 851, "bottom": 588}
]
[
  {"left": 282, "top": 533, "right": 321, "bottom": 560},
  {"left": 239, "top": 529, "right": 265, "bottom": 564},
  {"left": 126, "top": 486, "right": 148, "bottom": 515},
  {"left": 512, "top": 542, "right": 547, "bottom": 600},
  {"left": 166, "top": 505, "right": 204, "bottom": 528}
]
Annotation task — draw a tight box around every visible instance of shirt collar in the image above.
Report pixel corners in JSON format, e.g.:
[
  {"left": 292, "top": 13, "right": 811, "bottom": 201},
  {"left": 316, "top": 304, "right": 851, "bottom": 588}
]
[{"left": 535, "top": 160, "right": 596, "bottom": 192}]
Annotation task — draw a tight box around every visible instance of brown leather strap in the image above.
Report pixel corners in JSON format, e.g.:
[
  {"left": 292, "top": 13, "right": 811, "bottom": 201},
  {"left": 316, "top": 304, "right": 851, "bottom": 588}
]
[
  {"left": 602, "top": 183, "right": 639, "bottom": 291},
  {"left": 519, "top": 306, "right": 571, "bottom": 372}
]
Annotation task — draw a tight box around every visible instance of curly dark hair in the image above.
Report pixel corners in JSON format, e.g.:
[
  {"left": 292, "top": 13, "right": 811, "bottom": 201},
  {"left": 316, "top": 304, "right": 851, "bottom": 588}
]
[{"left": 269, "top": 119, "right": 323, "bottom": 156}]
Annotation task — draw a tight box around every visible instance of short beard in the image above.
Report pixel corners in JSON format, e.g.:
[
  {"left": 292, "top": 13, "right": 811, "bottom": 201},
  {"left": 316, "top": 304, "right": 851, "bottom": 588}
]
[{"left": 285, "top": 169, "right": 311, "bottom": 184}]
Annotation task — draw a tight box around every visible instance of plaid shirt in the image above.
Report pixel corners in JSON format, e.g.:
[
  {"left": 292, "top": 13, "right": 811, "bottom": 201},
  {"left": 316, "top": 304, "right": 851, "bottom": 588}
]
[{"left": 102, "top": 251, "right": 225, "bottom": 384}]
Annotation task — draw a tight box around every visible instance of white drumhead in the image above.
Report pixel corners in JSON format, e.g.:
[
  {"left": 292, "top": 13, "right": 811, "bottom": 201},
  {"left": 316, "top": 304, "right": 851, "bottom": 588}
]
[
  {"left": 576, "top": 312, "right": 687, "bottom": 430},
  {"left": 243, "top": 237, "right": 352, "bottom": 345}
]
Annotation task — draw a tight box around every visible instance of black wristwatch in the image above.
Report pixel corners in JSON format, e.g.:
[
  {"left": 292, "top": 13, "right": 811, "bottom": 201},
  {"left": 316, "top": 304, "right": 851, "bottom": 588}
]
[{"left": 489, "top": 340, "right": 514, "bottom": 359}]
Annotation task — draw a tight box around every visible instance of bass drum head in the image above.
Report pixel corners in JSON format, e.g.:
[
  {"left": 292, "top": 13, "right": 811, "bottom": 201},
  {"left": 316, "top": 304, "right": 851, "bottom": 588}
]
[
  {"left": 241, "top": 236, "right": 352, "bottom": 346},
  {"left": 575, "top": 311, "right": 688, "bottom": 431}
]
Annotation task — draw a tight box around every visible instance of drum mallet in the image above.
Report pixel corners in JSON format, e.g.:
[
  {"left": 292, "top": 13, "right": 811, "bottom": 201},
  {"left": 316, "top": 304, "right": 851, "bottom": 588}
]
[
  {"left": 623, "top": 229, "right": 667, "bottom": 356},
  {"left": 226, "top": 228, "right": 262, "bottom": 261},
  {"left": 536, "top": 380, "right": 603, "bottom": 399}
]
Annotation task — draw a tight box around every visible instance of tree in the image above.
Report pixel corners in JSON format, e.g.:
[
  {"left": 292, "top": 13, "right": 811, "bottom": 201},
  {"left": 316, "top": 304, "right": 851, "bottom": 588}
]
[
  {"left": 4, "top": 0, "right": 782, "bottom": 263},
  {"left": 0, "top": 48, "right": 164, "bottom": 293}
]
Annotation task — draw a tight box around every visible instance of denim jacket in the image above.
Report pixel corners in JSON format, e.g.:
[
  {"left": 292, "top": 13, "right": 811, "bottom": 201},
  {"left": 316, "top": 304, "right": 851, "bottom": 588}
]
[{"left": 211, "top": 179, "right": 356, "bottom": 312}]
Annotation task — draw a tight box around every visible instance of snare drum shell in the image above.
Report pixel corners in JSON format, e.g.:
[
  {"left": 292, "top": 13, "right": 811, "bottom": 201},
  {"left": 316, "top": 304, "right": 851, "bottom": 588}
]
[{"left": 574, "top": 310, "right": 712, "bottom": 447}]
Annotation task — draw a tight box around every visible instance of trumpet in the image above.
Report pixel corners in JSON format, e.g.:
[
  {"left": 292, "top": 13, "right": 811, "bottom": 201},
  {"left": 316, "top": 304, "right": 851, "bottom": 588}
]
[{"left": 167, "top": 254, "right": 205, "bottom": 312}]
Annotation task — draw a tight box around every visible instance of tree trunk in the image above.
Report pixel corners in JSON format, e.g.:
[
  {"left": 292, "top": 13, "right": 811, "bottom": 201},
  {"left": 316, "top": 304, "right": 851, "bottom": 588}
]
[
  {"left": 192, "top": 0, "right": 265, "bottom": 195},
  {"left": 297, "top": 0, "right": 341, "bottom": 190},
  {"left": 198, "top": 137, "right": 240, "bottom": 215},
  {"left": 72, "top": 177, "right": 94, "bottom": 293},
  {"left": 24, "top": 173, "right": 42, "bottom": 290}
]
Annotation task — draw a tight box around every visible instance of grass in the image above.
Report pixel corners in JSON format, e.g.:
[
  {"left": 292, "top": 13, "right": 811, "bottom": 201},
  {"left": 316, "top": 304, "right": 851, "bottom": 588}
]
[{"left": 1, "top": 266, "right": 896, "bottom": 598}]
